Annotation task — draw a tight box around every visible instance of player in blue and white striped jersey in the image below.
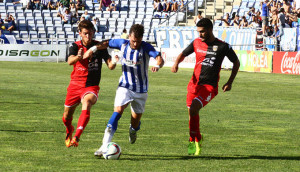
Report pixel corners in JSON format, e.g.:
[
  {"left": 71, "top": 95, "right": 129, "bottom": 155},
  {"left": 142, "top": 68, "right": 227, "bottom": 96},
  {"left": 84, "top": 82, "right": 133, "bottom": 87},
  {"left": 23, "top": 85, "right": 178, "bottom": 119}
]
[{"left": 93, "top": 24, "right": 164, "bottom": 157}]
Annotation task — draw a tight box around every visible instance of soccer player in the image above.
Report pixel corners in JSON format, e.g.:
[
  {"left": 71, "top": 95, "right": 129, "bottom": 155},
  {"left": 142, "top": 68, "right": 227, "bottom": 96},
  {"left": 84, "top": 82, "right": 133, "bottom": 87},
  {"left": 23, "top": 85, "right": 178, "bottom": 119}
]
[
  {"left": 94, "top": 24, "right": 164, "bottom": 157},
  {"left": 62, "top": 20, "right": 117, "bottom": 147},
  {"left": 171, "top": 18, "right": 240, "bottom": 155}
]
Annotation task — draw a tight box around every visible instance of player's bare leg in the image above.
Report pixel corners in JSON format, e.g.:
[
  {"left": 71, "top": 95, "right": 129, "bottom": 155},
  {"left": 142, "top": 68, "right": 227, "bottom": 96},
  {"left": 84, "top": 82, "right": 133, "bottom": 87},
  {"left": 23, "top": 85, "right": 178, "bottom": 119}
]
[
  {"left": 63, "top": 105, "right": 77, "bottom": 147},
  {"left": 70, "top": 93, "right": 97, "bottom": 147},
  {"left": 129, "top": 111, "right": 142, "bottom": 144},
  {"left": 188, "top": 99, "right": 203, "bottom": 155},
  {"left": 95, "top": 104, "right": 128, "bottom": 157}
]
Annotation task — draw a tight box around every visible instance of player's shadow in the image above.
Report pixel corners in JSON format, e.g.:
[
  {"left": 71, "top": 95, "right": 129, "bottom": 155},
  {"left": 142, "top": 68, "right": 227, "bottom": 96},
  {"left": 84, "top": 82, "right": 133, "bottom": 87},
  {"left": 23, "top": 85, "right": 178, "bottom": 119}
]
[{"left": 122, "top": 153, "right": 300, "bottom": 161}]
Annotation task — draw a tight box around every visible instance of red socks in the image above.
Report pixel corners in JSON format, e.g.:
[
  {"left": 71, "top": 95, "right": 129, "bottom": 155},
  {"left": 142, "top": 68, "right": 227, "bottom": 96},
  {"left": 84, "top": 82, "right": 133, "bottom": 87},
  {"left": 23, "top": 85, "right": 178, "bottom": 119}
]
[
  {"left": 62, "top": 116, "right": 73, "bottom": 134},
  {"left": 74, "top": 110, "right": 90, "bottom": 139},
  {"left": 189, "top": 114, "right": 202, "bottom": 142}
]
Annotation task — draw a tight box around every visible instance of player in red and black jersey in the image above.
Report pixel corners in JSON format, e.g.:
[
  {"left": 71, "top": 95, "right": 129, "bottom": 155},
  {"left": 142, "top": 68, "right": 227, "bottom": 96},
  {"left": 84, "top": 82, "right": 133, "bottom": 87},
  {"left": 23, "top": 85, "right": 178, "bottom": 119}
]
[
  {"left": 171, "top": 18, "right": 240, "bottom": 155},
  {"left": 62, "top": 20, "right": 117, "bottom": 147}
]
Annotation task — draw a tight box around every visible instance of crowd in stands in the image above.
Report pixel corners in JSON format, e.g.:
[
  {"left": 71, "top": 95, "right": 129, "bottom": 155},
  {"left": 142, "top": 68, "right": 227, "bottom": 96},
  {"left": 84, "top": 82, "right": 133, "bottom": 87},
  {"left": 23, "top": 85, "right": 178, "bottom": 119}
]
[
  {"left": 216, "top": 0, "right": 300, "bottom": 40},
  {"left": 153, "top": 0, "right": 185, "bottom": 12}
]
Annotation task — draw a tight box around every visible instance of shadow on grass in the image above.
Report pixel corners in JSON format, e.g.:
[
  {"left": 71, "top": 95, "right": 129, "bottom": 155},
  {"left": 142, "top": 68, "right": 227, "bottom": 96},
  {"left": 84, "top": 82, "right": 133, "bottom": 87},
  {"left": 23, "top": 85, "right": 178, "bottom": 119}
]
[{"left": 122, "top": 153, "right": 300, "bottom": 161}]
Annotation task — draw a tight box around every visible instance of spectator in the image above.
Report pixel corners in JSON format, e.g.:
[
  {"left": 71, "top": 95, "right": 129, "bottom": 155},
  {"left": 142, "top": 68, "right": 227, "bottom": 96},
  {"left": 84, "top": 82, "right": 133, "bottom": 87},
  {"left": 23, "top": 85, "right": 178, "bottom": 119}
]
[
  {"left": 247, "top": 7, "right": 256, "bottom": 20},
  {"left": 99, "top": 0, "right": 111, "bottom": 11},
  {"left": 48, "top": 0, "right": 58, "bottom": 10},
  {"left": 62, "top": 8, "right": 73, "bottom": 24},
  {"left": 270, "top": 0, "right": 278, "bottom": 13},
  {"left": 6, "top": 15, "right": 16, "bottom": 33},
  {"left": 239, "top": 16, "right": 248, "bottom": 27},
  {"left": 121, "top": 28, "right": 129, "bottom": 39},
  {"left": 107, "top": 0, "right": 116, "bottom": 11},
  {"left": 218, "top": 13, "right": 231, "bottom": 26},
  {"left": 81, "top": 10, "right": 91, "bottom": 20},
  {"left": 249, "top": 16, "right": 260, "bottom": 28},
  {"left": 194, "top": 11, "right": 203, "bottom": 25},
  {"left": 41, "top": 0, "right": 51, "bottom": 9},
  {"left": 271, "top": 10, "right": 278, "bottom": 36},
  {"left": 232, "top": 14, "right": 240, "bottom": 27},
  {"left": 283, "top": 0, "right": 292, "bottom": 13},
  {"left": 260, "top": 0, "right": 273, "bottom": 36},
  {"left": 277, "top": 7, "right": 285, "bottom": 40},
  {"left": 171, "top": 0, "right": 179, "bottom": 12},
  {"left": 32, "top": 0, "right": 41, "bottom": 10},
  {"left": 60, "top": 0, "right": 70, "bottom": 7},
  {"left": 75, "top": 0, "right": 84, "bottom": 10},
  {"left": 153, "top": 0, "right": 163, "bottom": 12},
  {"left": 0, "top": 14, "right": 5, "bottom": 30},
  {"left": 179, "top": 0, "right": 185, "bottom": 12},
  {"left": 293, "top": 0, "right": 300, "bottom": 11},
  {"left": 162, "top": 0, "right": 171, "bottom": 12},
  {"left": 57, "top": 3, "right": 66, "bottom": 17},
  {"left": 70, "top": 3, "right": 78, "bottom": 23},
  {"left": 13, "top": 0, "right": 32, "bottom": 10},
  {"left": 77, "top": 15, "right": 85, "bottom": 24},
  {"left": 92, "top": 17, "right": 100, "bottom": 32}
]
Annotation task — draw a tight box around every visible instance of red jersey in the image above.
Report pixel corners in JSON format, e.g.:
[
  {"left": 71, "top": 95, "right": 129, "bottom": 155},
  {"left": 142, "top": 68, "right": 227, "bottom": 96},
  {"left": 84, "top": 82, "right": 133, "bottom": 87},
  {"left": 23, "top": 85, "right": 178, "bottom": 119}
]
[
  {"left": 182, "top": 38, "right": 238, "bottom": 93},
  {"left": 68, "top": 40, "right": 110, "bottom": 88}
]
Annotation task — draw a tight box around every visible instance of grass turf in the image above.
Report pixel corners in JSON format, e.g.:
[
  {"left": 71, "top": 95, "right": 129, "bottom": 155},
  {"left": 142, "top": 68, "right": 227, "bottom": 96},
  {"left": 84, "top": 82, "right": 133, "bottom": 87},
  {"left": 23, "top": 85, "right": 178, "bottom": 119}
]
[{"left": 0, "top": 61, "right": 299, "bottom": 171}]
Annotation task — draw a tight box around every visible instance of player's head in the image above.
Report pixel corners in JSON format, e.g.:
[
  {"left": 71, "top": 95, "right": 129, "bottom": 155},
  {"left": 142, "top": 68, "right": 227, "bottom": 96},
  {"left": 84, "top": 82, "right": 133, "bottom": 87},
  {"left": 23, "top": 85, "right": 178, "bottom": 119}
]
[
  {"left": 78, "top": 20, "right": 95, "bottom": 46},
  {"left": 196, "top": 18, "right": 214, "bottom": 42},
  {"left": 129, "top": 24, "right": 144, "bottom": 50}
]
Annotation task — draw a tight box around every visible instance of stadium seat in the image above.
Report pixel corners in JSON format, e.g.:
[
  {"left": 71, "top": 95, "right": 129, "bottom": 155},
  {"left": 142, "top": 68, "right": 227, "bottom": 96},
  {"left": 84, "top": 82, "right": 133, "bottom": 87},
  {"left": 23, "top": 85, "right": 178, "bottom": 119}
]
[
  {"left": 111, "top": 11, "right": 119, "bottom": 19},
  {"left": 36, "top": 24, "right": 45, "bottom": 32},
  {"left": 39, "top": 38, "right": 48, "bottom": 45},
  {"left": 135, "top": 18, "right": 143, "bottom": 25},
  {"left": 128, "top": 11, "right": 136, "bottom": 18},
  {"left": 119, "top": 11, "right": 127, "bottom": 18},
  {"left": 104, "top": 32, "right": 112, "bottom": 39},
  {"left": 38, "top": 31, "right": 47, "bottom": 38},
  {"left": 103, "top": 11, "right": 111, "bottom": 19},
  {"left": 29, "top": 31, "right": 38, "bottom": 38},
  {"left": 99, "top": 18, "right": 107, "bottom": 26}
]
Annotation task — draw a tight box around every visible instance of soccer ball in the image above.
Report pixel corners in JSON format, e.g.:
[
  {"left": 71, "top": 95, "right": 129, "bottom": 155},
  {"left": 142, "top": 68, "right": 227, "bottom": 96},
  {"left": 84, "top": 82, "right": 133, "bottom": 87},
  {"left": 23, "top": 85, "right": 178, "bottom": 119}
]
[{"left": 103, "top": 142, "right": 122, "bottom": 160}]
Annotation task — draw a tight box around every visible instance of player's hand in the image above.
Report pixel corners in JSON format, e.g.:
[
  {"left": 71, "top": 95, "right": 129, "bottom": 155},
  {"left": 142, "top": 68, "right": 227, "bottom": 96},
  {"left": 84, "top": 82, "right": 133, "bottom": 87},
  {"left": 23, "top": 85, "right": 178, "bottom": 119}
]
[
  {"left": 222, "top": 82, "right": 232, "bottom": 92},
  {"left": 171, "top": 64, "right": 179, "bottom": 73},
  {"left": 151, "top": 66, "right": 160, "bottom": 72},
  {"left": 83, "top": 49, "right": 93, "bottom": 61},
  {"left": 77, "top": 48, "right": 83, "bottom": 60}
]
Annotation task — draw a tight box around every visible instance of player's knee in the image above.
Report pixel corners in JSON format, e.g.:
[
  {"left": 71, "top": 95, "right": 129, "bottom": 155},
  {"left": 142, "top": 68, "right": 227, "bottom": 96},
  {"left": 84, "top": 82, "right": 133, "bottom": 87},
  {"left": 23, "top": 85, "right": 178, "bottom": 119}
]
[{"left": 190, "top": 100, "right": 202, "bottom": 116}]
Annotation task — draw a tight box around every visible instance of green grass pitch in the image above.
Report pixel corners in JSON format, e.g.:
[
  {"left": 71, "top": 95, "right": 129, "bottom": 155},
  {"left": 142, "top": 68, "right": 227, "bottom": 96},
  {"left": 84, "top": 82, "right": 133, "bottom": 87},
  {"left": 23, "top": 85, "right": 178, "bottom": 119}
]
[{"left": 0, "top": 61, "right": 299, "bottom": 171}]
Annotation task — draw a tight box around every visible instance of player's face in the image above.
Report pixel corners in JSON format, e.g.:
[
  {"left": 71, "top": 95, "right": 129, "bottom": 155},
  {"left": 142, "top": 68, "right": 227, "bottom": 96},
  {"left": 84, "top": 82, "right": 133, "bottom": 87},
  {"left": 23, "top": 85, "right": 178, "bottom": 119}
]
[
  {"left": 129, "top": 33, "right": 143, "bottom": 50},
  {"left": 197, "top": 27, "right": 212, "bottom": 42},
  {"left": 79, "top": 28, "right": 95, "bottom": 46}
]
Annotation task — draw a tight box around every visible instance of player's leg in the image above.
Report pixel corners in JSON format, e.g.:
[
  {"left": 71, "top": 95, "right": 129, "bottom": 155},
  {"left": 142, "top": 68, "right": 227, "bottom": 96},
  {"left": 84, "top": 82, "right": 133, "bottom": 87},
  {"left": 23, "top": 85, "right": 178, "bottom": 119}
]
[
  {"left": 129, "top": 92, "right": 147, "bottom": 144},
  {"left": 95, "top": 87, "right": 131, "bottom": 156},
  {"left": 63, "top": 87, "right": 81, "bottom": 147},
  {"left": 188, "top": 100, "right": 203, "bottom": 155},
  {"left": 71, "top": 93, "right": 97, "bottom": 147},
  {"left": 63, "top": 105, "right": 77, "bottom": 147}
]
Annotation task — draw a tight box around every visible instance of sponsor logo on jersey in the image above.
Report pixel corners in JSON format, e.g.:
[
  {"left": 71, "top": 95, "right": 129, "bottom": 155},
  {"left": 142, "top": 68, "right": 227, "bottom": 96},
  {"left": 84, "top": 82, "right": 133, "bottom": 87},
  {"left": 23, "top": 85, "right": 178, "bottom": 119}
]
[
  {"left": 213, "top": 45, "right": 218, "bottom": 51},
  {"left": 201, "top": 57, "right": 216, "bottom": 67},
  {"left": 196, "top": 49, "right": 217, "bottom": 55}
]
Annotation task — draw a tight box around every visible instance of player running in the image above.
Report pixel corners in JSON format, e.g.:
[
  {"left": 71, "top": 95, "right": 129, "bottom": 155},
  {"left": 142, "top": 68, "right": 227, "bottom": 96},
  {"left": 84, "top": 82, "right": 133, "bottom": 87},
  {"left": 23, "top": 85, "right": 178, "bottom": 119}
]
[
  {"left": 171, "top": 18, "right": 240, "bottom": 155},
  {"left": 94, "top": 24, "right": 164, "bottom": 157},
  {"left": 62, "top": 20, "right": 117, "bottom": 147}
]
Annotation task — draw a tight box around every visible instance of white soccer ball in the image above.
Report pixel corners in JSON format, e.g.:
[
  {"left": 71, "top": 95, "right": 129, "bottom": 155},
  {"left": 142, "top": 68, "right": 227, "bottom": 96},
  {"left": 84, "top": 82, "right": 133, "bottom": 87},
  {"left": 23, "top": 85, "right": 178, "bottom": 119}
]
[{"left": 103, "top": 142, "right": 122, "bottom": 160}]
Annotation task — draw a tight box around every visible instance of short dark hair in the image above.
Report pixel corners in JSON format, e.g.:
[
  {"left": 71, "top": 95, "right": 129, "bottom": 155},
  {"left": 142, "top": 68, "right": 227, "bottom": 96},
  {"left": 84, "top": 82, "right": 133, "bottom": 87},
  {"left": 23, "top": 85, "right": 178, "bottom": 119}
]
[
  {"left": 196, "top": 18, "right": 213, "bottom": 30},
  {"left": 129, "top": 24, "right": 144, "bottom": 38},
  {"left": 78, "top": 19, "right": 95, "bottom": 32}
]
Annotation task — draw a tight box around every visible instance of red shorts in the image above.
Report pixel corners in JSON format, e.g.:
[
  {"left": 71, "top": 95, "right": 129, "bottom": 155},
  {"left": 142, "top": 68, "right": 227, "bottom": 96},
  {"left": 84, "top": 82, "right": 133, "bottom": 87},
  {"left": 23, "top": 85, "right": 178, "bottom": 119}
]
[
  {"left": 64, "top": 85, "right": 100, "bottom": 107},
  {"left": 186, "top": 84, "right": 218, "bottom": 108}
]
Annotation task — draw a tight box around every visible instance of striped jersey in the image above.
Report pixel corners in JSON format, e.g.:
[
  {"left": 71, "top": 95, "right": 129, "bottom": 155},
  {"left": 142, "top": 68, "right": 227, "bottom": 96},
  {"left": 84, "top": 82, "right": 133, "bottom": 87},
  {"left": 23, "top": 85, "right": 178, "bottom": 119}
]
[{"left": 109, "top": 39, "right": 160, "bottom": 93}]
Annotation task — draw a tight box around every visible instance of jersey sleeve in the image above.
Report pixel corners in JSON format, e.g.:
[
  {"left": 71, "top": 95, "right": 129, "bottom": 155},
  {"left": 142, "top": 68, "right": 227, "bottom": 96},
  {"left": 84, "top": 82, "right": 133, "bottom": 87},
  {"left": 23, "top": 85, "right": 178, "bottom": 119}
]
[
  {"left": 69, "top": 43, "right": 79, "bottom": 56},
  {"left": 143, "top": 42, "right": 160, "bottom": 59},
  {"left": 108, "top": 39, "right": 127, "bottom": 50},
  {"left": 182, "top": 41, "right": 194, "bottom": 57},
  {"left": 225, "top": 44, "right": 238, "bottom": 62}
]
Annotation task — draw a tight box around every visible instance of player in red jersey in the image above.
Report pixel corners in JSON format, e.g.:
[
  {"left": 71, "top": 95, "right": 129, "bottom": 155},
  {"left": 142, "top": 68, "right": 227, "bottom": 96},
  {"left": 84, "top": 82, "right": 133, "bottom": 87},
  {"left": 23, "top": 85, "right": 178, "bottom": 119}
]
[
  {"left": 62, "top": 20, "right": 117, "bottom": 147},
  {"left": 171, "top": 18, "right": 240, "bottom": 155}
]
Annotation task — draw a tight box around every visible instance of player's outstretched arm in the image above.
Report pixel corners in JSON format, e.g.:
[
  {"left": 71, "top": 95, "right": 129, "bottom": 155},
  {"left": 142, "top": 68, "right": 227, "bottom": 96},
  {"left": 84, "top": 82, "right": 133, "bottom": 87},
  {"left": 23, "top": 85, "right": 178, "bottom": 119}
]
[
  {"left": 83, "top": 40, "right": 110, "bottom": 61},
  {"left": 106, "top": 55, "right": 119, "bottom": 70},
  {"left": 222, "top": 59, "right": 240, "bottom": 92},
  {"left": 68, "top": 48, "right": 83, "bottom": 65},
  {"left": 151, "top": 55, "right": 164, "bottom": 72},
  {"left": 171, "top": 53, "right": 186, "bottom": 73}
]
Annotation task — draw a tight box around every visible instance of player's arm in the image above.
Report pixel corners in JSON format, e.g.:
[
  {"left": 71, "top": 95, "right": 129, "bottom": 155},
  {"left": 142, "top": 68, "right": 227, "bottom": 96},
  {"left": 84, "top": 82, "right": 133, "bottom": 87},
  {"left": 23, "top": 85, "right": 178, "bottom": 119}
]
[
  {"left": 222, "top": 47, "right": 240, "bottom": 92},
  {"left": 67, "top": 43, "right": 83, "bottom": 65},
  {"left": 171, "top": 41, "right": 194, "bottom": 73},
  {"left": 151, "top": 55, "right": 164, "bottom": 72},
  {"left": 82, "top": 40, "right": 110, "bottom": 61}
]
